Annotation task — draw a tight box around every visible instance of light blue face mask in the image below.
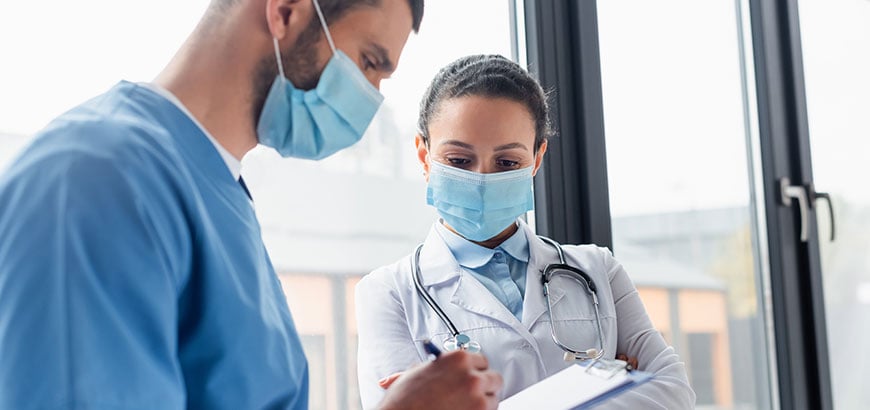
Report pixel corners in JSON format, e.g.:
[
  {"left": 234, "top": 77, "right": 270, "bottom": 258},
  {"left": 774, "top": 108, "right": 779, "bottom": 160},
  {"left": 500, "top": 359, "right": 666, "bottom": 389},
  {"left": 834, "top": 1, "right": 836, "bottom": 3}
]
[
  {"left": 426, "top": 161, "right": 535, "bottom": 242},
  {"left": 256, "top": 0, "right": 384, "bottom": 160}
]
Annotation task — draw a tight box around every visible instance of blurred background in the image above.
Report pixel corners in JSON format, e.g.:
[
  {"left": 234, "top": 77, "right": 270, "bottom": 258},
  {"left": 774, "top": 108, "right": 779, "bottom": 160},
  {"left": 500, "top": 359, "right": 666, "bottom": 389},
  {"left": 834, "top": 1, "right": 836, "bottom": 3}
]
[{"left": 1, "top": 1, "right": 866, "bottom": 409}]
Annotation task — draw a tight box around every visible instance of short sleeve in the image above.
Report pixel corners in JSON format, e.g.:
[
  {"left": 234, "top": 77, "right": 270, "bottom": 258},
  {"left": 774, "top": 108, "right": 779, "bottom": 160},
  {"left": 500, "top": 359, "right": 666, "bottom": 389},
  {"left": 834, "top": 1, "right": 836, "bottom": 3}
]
[{"left": 0, "top": 148, "right": 187, "bottom": 409}]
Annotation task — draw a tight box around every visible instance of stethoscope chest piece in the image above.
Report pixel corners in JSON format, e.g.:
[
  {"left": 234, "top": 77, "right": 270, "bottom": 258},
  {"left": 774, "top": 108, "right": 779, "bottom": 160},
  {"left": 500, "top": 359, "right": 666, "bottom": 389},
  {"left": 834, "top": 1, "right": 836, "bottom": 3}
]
[{"left": 443, "top": 333, "right": 481, "bottom": 353}]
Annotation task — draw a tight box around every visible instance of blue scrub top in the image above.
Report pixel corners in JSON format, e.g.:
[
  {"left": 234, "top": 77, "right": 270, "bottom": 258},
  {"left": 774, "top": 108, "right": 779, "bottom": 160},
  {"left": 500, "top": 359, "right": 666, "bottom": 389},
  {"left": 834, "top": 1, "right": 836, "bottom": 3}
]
[{"left": 0, "top": 82, "right": 309, "bottom": 409}]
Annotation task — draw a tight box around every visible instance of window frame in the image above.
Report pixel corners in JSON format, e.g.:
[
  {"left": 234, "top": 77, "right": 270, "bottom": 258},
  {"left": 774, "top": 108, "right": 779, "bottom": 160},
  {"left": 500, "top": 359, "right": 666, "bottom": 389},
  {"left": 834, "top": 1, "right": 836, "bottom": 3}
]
[
  {"left": 523, "top": 0, "right": 612, "bottom": 248},
  {"left": 523, "top": 1, "right": 834, "bottom": 409}
]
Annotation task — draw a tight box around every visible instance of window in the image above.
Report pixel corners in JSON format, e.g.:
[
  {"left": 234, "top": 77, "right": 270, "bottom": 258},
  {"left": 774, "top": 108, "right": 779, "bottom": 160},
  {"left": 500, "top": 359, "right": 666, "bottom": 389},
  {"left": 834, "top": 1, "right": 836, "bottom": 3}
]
[
  {"left": 0, "top": 1, "right": 518, "bottom": 409},
  {"left": 687, "top": 332, "right": 716, "bottom": 405},
  {"left": 0, "top": 134, "right": 29, "bottom": 173},
  {"left": 598, "top": 1, "right": 775, "bottom": 408},
  {"left": 798, "top": 1, "right": 870, "bottom": 407},
  {"left": 8, "top": 1, "right": 853, "bottom": 408},
  {"left": 244, "top": 2, "right": 517, "bottom": 408},
  {"left": 299, "top": 335, "right": 328, "bottom": 410}
]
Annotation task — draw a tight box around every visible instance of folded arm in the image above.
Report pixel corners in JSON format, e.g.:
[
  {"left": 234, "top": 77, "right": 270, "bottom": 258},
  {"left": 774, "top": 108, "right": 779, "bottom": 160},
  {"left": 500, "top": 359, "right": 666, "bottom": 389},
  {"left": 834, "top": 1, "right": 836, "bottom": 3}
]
[{"left": 603, "top": 249, "right": 696, "bottom": 409}]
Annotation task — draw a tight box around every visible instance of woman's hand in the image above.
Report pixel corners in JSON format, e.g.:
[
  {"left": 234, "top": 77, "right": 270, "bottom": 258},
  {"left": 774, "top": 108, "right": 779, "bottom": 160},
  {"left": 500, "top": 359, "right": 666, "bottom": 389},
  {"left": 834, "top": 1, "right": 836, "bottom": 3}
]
[
  {"left": 378, "top": 372, "right": 403, "bottom": 389},
  {"left": 377, "top": 350, "right": 503, "bottom": 410},
  {"left": 617, "top": 354, "right": 639, "bottom": 370}
]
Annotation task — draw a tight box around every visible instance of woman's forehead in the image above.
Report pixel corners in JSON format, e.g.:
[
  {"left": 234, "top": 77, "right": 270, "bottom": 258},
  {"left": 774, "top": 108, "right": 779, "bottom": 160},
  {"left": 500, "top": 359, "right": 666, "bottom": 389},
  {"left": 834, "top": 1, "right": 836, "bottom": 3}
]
[{"left": 427, "top": 96, "right": 536, "bottom": 148}]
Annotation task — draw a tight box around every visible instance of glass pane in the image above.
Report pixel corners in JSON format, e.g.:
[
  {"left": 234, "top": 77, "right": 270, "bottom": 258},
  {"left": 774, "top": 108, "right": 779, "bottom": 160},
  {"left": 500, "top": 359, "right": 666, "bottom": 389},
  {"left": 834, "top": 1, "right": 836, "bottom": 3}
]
[
  {"left": 0, "top": 134, "right": 30, "bottom": 174},
  {"left": 798, "top": 1, "right": 870, "bottom": 408},
  {"left": 243, "top": 1, "right": 517, "bottom": 408},
  {"left": 597, "top": 2, "right": 775, "bottom": 409},
  {"left": 0, "top": 1, "right": 518, "bottom": 409}
]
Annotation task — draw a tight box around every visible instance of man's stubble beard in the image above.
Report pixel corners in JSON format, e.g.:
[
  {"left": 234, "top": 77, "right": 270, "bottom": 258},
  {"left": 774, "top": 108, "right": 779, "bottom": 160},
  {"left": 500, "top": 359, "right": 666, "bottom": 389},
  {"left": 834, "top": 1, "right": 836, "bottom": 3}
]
[{"left": 250, "top": 17, "right": 325, "bottom": 129}]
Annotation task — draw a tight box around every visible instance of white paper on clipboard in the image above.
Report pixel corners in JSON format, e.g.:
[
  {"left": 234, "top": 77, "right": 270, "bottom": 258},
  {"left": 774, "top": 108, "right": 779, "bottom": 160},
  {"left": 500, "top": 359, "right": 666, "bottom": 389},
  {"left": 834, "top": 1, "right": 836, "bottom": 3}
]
[{"left": 499, "top": 363, "right": 653, "bottom": 410}]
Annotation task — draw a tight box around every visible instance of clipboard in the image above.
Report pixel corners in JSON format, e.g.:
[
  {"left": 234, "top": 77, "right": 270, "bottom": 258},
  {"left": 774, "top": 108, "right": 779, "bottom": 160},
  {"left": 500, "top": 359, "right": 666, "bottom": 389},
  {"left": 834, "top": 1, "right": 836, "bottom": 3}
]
[{"left": 499, "top": 360, "right": 653, "bottom": 410}]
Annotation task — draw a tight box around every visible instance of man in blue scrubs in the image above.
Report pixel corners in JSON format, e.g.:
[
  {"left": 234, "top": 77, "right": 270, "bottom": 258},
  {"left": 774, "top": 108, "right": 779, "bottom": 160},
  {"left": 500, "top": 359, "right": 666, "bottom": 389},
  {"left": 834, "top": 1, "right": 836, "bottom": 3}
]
[{"left": 0, "top": 0, "right": 502, "bottom": 409}]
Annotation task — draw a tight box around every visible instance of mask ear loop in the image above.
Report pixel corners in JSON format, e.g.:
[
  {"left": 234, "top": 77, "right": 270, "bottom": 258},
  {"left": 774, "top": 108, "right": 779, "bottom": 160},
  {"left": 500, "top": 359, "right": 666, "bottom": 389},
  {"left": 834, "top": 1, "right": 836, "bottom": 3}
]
[
  {"left": 311, "top": 0, "right": 337, "bottom": 53},
  {"left": 272, "top": 38, "right": 286, "bottom": 79},
  {"left": 272, "top": 0, "right": 333, "bottom": 79}
]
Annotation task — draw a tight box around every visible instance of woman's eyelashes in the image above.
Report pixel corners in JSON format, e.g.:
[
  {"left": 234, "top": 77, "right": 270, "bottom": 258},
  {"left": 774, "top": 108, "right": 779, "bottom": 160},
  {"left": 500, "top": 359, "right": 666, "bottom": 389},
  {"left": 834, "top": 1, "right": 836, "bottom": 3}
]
[
  {"left": 361, "top": 54, "right": 376, "bottom": 71},
  {"left": 445, "top": 156, "right": 472, "bottom": 167},
  {"left": 441, "top": 155, "right": 524, "bottom": 171}
]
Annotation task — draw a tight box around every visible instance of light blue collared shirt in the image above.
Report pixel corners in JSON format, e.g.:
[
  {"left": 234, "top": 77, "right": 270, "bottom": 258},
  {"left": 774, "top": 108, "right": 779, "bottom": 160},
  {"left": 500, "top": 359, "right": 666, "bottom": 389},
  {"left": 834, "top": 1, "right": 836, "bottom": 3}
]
[{"left": 435, "top": 221, "right": 530, "bottom": 321}]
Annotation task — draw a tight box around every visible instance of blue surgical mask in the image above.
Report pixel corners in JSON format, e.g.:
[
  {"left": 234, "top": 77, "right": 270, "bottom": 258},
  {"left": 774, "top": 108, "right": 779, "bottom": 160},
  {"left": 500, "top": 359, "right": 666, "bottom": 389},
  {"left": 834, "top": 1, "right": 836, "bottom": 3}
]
[
  {"left": 256, "top": 0, "right": 384, "bottom": 160},
  {"left": 426, "top": 161, "right": 535, "bottom": 242}
]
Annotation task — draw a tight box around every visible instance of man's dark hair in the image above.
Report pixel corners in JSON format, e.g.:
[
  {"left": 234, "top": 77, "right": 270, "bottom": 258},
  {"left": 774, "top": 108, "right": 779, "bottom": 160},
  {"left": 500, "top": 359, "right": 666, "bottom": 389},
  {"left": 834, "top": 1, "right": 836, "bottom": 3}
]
[
  {"left": 318, "top": 0, "right": 424, "bottom": 33},
  {"left": 282, "top": 0, "right": 424, "bottom": 89},
  {"left": 418, "top": 54, "right": 552, "bottom": 152},
  {"left": 211, "top": 0, "right": 423, "bottom": 32}
]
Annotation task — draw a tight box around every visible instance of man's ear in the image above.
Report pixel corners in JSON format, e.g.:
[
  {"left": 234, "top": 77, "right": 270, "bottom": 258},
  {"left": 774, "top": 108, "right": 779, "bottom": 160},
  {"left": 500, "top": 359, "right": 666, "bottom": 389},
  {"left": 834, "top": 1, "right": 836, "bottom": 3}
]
[
  {"left": 415, "top": 134, "right": 430, "bottom": 182},
  {"left": 532, "top": 139, "right": 548, "bottom": 176},
  {"left": 265, "top": 0, "right": 309, "bottom": 41}
]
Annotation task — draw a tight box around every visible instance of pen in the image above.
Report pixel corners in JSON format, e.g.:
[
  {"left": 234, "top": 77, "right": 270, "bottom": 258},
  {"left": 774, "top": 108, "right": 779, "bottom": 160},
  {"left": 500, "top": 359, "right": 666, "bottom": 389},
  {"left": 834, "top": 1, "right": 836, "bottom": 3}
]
[{"left": 422, "top": 339, "right": 442, "bottom": 358}]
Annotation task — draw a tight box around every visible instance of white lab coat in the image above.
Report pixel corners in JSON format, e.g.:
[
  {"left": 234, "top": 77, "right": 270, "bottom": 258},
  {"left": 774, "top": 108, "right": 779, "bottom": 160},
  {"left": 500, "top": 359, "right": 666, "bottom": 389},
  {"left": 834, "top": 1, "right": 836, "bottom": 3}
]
[{"left": 355, "top": 219, "right": 695, "bottom": 409}]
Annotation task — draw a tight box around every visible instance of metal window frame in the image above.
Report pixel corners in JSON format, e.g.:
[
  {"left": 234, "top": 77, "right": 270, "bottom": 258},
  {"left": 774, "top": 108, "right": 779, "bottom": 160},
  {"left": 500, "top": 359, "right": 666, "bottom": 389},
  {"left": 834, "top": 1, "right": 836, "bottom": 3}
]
[
  {"left": 749, "top": 0, "right": 833, "bottom": 409},
  {"left": 524, "top": 0, "right": 834, "bottom": 409},
  {"left": 523, "top": 0, "right": 612, "bottom": 248}
]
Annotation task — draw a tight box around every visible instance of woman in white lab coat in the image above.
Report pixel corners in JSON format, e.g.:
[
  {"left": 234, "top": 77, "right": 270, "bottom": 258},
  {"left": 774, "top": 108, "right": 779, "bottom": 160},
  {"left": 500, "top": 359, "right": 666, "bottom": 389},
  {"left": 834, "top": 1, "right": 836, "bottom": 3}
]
[{"left": 355, "top": 55, "right": 695, "bottom": 409}]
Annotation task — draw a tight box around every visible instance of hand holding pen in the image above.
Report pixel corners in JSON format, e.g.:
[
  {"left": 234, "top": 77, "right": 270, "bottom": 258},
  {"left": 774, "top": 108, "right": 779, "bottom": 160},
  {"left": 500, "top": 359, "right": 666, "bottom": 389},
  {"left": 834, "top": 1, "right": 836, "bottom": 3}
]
[
  {"left": 376, "top": 340, "right": 503, "bottom": 410},
  {"left": 377, "top": 339, "right": 450, "bottom": 388},
  {"left": 422, "top": 339, "right": 442, "bottom": 358}
]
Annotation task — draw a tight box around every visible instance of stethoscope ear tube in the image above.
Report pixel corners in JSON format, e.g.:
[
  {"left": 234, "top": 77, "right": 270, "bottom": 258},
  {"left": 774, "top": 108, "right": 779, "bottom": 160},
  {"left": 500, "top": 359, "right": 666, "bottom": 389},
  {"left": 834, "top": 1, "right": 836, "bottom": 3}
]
[{"left": 411, "top": 244, "right": 461, "bottom": 338}]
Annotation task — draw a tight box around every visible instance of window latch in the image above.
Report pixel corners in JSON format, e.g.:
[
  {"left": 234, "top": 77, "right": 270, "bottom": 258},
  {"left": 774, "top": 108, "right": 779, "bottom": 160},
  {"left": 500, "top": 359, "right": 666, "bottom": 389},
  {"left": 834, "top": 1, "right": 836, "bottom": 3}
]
[
  {"left": 778, "top": 177, "right": 836, "bottom": 242},
  {"left": 808, "top": 182, "right": 836, "bottom": 242}
]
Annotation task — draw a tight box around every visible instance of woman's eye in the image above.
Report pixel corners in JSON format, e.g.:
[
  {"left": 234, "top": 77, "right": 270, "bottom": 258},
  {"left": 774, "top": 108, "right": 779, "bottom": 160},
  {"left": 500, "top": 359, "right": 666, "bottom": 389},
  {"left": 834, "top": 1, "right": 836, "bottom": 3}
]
[
  {"left": 447, "top": 158, "right": 471, "bottom": 166},
  {"left": 362, "top": 55, "right": 376, "bottom": 71},
  {"left": 497, "top": 159, "right": 520, "bottom": 168}
]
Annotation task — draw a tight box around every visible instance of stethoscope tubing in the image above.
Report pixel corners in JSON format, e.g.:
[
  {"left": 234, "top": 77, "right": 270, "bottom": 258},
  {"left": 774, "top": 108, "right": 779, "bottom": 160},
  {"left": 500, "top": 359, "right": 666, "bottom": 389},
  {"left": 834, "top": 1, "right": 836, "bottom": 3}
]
[
  {"left": 412, "top": 235, "right": 606, "bottom": 359},
  {"left": 412, "top": 243, "right": 461, "bottom": 337}
]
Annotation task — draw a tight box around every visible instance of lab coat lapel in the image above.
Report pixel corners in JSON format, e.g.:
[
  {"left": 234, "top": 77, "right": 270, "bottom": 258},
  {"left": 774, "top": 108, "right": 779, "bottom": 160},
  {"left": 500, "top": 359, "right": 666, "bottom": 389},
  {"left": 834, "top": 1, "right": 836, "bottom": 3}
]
[
  {"left": 417, "top": 226, "right": 462, "bottom": 287},
  {"left": 449, "top": 272, "right": 526, "bottom": 333},
  {"left": 521, "top": 222, "right": 567, "bottom": 329},
  {"left": 422, "top": 223, "right": 535, "bottom": 339}
]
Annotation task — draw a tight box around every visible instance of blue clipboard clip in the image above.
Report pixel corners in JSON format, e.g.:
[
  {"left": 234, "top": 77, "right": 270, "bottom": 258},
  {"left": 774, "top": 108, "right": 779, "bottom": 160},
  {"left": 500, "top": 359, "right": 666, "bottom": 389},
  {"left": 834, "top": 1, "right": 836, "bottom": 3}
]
[{"left": 574, "top": 360, "right": 654, "bottom": 410}]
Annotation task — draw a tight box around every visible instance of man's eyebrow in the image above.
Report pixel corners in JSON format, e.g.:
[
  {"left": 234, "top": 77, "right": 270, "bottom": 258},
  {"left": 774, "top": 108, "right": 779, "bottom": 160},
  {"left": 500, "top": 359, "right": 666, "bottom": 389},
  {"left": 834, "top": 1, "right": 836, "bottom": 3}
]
[
  {"left": 494, "top": 142, "right": 529, "bottom": 152},
  {"left": 371, "top": 43, "right": 396, "bottom": 74}
]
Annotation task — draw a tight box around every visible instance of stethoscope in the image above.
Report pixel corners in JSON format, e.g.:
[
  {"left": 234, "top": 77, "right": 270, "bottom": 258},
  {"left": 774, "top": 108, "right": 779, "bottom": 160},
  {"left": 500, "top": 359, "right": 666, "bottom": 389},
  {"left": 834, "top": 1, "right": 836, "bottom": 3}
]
[{"left": 411, "top": 235, "right": 606, "bottom": 362}]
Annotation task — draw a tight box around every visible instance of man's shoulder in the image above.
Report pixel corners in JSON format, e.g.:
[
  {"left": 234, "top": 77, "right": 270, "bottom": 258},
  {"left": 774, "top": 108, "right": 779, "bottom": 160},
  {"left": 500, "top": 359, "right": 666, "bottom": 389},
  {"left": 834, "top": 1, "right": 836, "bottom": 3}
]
[
  {"left": 1, "top": 98, "right": 188, "bottom": 208},
  {"left": 39, "top": 87, "right": 177, "bottom": 161},
  {"left": 9, "top": 88, "right": 185, "bottom": 181}
]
